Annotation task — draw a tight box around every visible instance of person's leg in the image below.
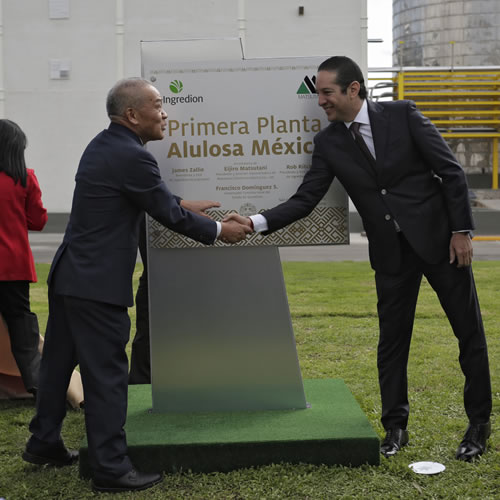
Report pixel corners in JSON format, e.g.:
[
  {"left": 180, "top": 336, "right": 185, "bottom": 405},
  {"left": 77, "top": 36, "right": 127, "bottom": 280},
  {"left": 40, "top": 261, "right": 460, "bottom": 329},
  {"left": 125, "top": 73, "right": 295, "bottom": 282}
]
[
  {"left": 375, "top": 235, "right": 423, "bottom": 431},
  {"left": 73, "top": 295, "right": 163, "bottom": 492},
  {"left": 0, "top": 281, "right": 41, "bottom": 394},
  {"left": 24, "top": 290, "right": 78, "bottom": 465},
  {"left": 129, "top": 218, "right": 151, "bottom": 384},
  {"left": 64, "top": 296, "right": 133, "bottom": 480},
  {"left": 424, "top": 260, "right": 492, "bottom": 460},
  {"left": 375, "top": 266, "right": 422, "bottom": 431},
  {"left": 424, "top": 263, "right": 492, "bottom": 424},
  {"left": 129, "top": 270, "right": 150, "bottom": 384}
]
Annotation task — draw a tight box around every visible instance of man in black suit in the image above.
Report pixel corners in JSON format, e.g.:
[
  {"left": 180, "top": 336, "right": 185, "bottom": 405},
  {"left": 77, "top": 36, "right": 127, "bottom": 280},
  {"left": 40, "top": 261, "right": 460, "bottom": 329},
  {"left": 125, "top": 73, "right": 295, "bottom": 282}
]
[
  {"left": 23, "top": 78, "right": 250, "bottom": 493},
  {"left": 225, "top": 56, "right": 492, "bottom": 461}
]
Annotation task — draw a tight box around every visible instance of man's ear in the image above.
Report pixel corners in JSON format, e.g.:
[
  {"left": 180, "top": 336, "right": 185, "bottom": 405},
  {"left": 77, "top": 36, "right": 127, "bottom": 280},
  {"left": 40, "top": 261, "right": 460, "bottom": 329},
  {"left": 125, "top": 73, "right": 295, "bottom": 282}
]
[
  {"left": 124, "top": 107, "right": 139, "bottom": 125},
  {"left": 349, "top": 81, "right": 360, "bottom": 98}
]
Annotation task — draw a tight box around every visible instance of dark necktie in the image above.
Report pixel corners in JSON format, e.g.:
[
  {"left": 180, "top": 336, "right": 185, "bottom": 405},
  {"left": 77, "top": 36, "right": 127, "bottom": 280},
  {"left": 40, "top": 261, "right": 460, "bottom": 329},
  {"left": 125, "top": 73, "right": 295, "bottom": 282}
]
[{"left": 350, "top": 121, "right": 376, "bottom": 167}]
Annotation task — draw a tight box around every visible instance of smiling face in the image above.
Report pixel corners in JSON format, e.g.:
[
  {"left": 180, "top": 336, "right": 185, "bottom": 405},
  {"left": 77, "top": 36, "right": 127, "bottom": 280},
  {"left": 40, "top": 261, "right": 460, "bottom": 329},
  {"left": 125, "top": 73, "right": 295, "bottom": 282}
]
[
  {"left": 132, "top": 85, "right": 168, "bottom": 143},
  {"left": 316, "top": 70, "right": 362, "bottom": 123}
]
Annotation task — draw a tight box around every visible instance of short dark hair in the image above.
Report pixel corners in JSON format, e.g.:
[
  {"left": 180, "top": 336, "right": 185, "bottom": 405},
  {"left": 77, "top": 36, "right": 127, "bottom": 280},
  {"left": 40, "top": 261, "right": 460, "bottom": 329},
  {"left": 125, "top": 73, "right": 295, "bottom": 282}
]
[
  {"left": 318, "top": 56, "right": 367, "bottom": 99},
  {"left": 0, "top": 119, "right": 27, "bottom": 187},
  {"left": 106, "top": 77, "right": 154, "bottom": 118}
]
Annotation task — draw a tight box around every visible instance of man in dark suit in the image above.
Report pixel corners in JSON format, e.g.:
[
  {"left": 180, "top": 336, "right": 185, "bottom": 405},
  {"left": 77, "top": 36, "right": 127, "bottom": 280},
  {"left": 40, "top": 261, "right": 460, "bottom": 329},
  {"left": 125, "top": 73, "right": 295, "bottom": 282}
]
[
  {"left": 225, "top": 56, "right": 492, "bottom": 461},
  {"left": 23, "top": 78, "right": 250, "bottom": 493}
]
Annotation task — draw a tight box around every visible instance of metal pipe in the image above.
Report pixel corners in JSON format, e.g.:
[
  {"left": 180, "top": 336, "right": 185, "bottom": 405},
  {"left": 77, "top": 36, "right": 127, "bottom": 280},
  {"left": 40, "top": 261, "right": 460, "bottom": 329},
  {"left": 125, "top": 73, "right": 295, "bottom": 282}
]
[
  {"left": 115, "top": 0, "right": 124, "bottom": 80},
  {"left": 237, "top": 0, "right": 246, "bottom": 57},
  {"left": 493, "top": 137, "right": 499, "bottom": 190}
]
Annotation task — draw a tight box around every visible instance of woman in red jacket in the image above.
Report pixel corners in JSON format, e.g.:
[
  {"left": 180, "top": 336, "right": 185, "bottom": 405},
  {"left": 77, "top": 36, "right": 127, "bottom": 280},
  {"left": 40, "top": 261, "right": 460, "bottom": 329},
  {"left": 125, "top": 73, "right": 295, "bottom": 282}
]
[{"left": 0, "top": 119, "right": 47, "bottom": 395}]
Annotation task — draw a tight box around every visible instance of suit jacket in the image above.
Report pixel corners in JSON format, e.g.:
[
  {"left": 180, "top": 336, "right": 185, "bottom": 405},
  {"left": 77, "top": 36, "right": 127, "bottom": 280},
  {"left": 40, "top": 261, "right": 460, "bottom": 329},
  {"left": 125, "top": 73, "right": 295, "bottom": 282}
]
[
  {"left": 49, "top": 122, "right": 217, "bottom": 307},
  {"left": 0, "top": 169, "right": 47, "bottom": 282},
  {"left": 262, "top": 100, "right": 474, "bottom": 274}
]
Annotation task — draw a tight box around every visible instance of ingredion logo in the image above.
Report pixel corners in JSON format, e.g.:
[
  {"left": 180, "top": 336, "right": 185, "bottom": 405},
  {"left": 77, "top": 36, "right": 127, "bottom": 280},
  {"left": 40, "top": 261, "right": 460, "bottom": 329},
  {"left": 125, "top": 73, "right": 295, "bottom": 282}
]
[
  {"left": 169, "top": 80, "right": 184, "bottom": 94},
  {"left": 163, "top": 80, "right": 204, "bottom": 106},
  {"left": 297, "top": 76, "right": 317, "bottom": 96}
]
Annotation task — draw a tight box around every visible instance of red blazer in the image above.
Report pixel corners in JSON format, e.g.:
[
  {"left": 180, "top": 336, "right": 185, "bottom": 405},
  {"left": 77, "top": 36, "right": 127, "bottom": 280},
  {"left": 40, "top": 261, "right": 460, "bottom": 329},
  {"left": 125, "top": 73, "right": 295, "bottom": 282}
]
[{"left": 0, "top": 169, "right": 47, "bottom": 282}]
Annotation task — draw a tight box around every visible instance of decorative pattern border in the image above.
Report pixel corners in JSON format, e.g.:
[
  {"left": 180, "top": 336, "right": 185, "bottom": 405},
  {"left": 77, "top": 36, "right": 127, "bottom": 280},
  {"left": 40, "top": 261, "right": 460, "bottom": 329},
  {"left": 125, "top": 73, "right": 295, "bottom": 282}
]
[{"left": 149, "top": 206, "right": 348, "bottom": 248}]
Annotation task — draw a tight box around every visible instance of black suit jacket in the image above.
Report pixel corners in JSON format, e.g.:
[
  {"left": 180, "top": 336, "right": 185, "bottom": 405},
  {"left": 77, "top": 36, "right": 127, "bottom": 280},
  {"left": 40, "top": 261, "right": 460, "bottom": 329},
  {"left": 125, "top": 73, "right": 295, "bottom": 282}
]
[
  {"left": 49, "top": 122, "right": 216, "bottom": 307},
  {"left": 262, "top": 100, "right": 474, "bottom": 274}
]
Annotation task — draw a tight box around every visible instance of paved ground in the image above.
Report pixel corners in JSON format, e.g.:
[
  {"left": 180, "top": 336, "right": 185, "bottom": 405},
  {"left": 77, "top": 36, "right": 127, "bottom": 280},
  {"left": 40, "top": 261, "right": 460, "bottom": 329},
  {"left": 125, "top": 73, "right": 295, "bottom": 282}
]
[{"left": 29, "top": 232, "right": 500, "bottom": 263}]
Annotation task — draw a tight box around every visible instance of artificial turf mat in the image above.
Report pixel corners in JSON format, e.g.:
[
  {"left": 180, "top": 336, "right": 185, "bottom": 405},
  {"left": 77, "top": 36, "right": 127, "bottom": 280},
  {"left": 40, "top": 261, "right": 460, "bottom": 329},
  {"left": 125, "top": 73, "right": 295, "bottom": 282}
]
[{"left": 79, "top": 379, "right": 380, "bottom": 478}]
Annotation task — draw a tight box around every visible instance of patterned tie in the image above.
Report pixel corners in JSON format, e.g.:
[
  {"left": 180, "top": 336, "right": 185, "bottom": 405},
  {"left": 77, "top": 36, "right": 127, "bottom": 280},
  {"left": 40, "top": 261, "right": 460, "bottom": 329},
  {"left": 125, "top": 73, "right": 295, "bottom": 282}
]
[{"left": 350, "top": 121, "right": 376, "bottom": 167}]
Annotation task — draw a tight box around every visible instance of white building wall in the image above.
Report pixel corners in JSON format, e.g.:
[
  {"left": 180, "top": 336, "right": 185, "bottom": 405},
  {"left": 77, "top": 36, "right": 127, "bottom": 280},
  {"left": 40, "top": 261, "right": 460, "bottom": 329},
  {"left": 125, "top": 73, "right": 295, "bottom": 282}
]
[{"left": 0, "top": 0, "right": 366, "bottom": 213}]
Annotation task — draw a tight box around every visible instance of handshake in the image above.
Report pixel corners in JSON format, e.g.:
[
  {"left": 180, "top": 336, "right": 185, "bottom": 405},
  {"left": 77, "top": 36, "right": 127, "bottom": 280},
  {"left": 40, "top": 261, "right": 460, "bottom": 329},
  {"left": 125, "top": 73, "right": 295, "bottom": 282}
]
[
  {"left": 179, "top": 199, "right": 254, "bottom": 244},
  {"left": 219, "top": 213, "right": 254, "bottom": 244}
]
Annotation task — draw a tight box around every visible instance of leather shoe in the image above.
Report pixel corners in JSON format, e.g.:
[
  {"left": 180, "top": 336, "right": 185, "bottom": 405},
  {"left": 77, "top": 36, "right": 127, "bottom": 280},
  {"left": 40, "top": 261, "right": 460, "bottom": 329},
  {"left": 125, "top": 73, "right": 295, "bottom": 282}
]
[
  {"left": 92, "top": 468, "right": 164, "bottom": 493},
  {"left": 380, "top": 428, "right": 409, "bottom": 457},
  {"left": 456, "top": 421, "right": 491, "bottom": 462},
  {"left": 23, "top": 438, "right": 79, "bottom": 467}
]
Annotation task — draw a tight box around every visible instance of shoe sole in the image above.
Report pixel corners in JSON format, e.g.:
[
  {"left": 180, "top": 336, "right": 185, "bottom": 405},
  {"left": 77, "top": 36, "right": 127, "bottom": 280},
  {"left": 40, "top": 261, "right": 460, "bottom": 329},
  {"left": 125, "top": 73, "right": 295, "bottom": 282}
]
[
  {"left": 92, "top": 475, "right": 163, "bottom": 493},
  {"left": 22, "top": 450, "right": 78, "bottom": 467}
]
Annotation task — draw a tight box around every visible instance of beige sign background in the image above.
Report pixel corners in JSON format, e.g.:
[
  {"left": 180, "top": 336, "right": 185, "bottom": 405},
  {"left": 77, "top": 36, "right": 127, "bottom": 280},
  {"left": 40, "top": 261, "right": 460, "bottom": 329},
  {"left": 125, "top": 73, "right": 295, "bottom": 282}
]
[{"left": 142, "top": 54, "right": 348, "bottom": 248}]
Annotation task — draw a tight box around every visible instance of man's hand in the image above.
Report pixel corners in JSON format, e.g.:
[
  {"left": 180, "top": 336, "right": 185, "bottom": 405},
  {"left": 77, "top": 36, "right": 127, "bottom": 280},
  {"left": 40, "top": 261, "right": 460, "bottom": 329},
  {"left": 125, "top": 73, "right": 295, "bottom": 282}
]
[
  {"left": 218, "top": 219, "right": 253, "bottom": 243},
  {"left": 449, "top": 232, "right": 473, "bottom": 267},
  {"left": 180, "top": 199, "right": 221, "bottom": 219},
  {"left": 222, "top": 212, "right": 253, "bottom": 229}
]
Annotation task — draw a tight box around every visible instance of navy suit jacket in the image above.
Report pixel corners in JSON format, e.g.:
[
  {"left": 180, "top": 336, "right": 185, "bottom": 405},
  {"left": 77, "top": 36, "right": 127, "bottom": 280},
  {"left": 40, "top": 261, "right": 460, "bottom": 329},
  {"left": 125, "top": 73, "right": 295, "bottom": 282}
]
[
  {"left": 49, "top": 122, "right": 217, "bottom": 307},
  {"left": 262, "top": 100, "right": 474, "bottom": 274}
]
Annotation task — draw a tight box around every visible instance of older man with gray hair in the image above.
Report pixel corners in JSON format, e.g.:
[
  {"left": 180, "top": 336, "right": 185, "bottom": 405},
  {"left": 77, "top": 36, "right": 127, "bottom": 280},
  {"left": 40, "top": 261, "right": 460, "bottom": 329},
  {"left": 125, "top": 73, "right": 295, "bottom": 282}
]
[{"left": 23, "top": 78, "right": 250, "bottom": 493}]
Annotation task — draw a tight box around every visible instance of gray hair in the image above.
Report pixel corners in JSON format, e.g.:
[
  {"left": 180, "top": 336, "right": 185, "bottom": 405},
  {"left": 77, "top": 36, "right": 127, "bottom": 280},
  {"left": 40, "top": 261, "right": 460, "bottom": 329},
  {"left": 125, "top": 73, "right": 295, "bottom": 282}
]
[{"left": 106, "top": 77, "right": 154, "bottom": 118}]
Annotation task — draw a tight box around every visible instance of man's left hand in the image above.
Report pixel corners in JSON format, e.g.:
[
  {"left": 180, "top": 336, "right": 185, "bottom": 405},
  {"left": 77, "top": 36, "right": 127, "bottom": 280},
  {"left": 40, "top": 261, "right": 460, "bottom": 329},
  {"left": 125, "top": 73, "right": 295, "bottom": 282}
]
[
  {"left": 449, "top": 232, "right": 473, "bottom": 268},
  {"left": 180, "top": 200, "right": 221, "bottom": 219}
]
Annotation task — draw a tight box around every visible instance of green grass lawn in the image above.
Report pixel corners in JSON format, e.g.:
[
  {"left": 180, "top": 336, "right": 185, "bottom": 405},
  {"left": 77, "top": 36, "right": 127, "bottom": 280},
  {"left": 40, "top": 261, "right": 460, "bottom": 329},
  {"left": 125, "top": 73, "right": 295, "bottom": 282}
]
[{"left": 1, "top": 261, "right": 499, "bottom": 499}]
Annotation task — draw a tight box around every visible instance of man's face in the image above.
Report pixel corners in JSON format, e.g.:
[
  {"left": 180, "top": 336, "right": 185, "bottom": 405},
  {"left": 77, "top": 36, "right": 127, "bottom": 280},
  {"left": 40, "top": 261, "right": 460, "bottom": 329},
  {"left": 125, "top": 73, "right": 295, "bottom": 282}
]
[
  {"left": 316, "top": 70, "right": 359, "bottom": 122},
  {"left": 134, "top": 85, "right": 167, "bottom": 143}
]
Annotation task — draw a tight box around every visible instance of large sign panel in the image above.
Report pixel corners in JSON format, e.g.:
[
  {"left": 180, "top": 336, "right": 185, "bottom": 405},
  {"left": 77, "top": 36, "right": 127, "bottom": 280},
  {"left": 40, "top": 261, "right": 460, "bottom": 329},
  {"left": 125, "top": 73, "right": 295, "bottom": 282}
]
[{"left": 141, "top": 53, "right": 348, "bottom": 248}]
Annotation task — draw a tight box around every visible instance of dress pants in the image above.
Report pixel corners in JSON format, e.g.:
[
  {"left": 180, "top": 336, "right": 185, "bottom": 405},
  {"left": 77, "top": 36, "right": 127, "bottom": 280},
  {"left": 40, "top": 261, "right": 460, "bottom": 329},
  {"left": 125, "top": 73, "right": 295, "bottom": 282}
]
[
  {"left": 0, "top": 281, "right": 31, "bottom": 315},
  {"left": 29, "top": 291, "right": 133, "bottom": 480},
  {"left": 0, "top": 281, "right": 41, "bottom": 392},
  {"left": 375, "top": 233, "right": 492, "bottom": 430},
  {"left": 129, "top": 218, "right": 151, "bottom": 384}
]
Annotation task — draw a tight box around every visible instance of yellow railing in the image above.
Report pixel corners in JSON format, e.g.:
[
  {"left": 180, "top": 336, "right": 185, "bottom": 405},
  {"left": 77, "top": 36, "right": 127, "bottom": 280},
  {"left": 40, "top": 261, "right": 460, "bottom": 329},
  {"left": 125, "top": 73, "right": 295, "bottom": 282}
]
[{"left": 369, "top": 68, "right": 500, "bottom": 189}]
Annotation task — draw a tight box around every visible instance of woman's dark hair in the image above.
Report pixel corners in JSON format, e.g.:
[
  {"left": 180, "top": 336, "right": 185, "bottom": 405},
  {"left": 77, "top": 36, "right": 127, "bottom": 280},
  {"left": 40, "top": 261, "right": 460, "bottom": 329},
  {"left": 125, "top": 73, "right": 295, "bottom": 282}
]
[
  {"left": 318, "top": 56, "right": 367, "bottom": 99},
  {"left": 0, "top": 119, "right": 28, "bottom": 186}
]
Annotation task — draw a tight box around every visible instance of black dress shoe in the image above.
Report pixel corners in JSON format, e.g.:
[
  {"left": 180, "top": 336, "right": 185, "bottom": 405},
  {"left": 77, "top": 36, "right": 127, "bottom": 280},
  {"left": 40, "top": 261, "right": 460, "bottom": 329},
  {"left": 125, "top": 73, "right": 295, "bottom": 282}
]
[
  {"left": 22, "top": 438, "right": 79, "bottom": 467},
  {"left": 92, "top": 468, "right": 164, "bottom": 493},
  {"left": 380, "top": 428, "right": 409, "bottom": 457},
  {"left": 456, "top": 421, "right": 491, "bottom": 462}
]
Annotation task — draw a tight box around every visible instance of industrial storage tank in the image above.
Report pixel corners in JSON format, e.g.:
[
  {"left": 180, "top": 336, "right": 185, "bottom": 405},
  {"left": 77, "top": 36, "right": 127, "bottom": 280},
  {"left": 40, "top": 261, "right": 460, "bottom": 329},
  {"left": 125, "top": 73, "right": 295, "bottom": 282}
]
[{"left": 393, "top": 0, "right": 500, "bottom": 67}]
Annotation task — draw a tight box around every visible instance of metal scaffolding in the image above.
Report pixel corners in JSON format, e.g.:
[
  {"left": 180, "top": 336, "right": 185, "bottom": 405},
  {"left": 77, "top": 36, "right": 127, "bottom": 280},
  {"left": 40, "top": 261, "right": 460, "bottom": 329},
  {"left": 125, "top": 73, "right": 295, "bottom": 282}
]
[{"left": 369, "top": 67, "right": 500, "bottom": 189}]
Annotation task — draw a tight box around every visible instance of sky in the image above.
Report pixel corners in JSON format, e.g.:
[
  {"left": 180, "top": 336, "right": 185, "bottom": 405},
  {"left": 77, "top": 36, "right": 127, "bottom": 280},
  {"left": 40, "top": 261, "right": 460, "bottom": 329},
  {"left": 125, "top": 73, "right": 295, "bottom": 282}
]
[{"left": 367, "top": 0, "right": 393, "bottom": 67}]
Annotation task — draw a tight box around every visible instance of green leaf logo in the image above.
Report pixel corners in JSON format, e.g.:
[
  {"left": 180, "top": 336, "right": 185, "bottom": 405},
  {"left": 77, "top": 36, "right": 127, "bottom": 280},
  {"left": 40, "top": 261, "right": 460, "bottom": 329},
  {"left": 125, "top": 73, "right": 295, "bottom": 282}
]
[{"left": 169, "top": 80, "right": 183, "bottom": 94}]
